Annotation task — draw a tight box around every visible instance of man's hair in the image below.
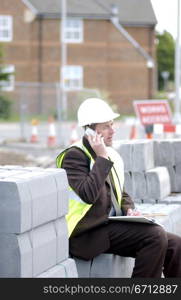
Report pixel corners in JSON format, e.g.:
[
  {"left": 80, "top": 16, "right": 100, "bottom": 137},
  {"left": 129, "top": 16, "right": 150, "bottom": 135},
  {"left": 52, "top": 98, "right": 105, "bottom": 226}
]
[{"left": 84, "top": 124, "right": 97, "bottom": 131}]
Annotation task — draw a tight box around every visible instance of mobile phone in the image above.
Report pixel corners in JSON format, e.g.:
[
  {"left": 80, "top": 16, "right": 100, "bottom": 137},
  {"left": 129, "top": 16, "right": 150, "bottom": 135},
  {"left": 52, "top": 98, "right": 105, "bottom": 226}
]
[{"left": 85, "top": 127, "right": 96, "bottom": 137}]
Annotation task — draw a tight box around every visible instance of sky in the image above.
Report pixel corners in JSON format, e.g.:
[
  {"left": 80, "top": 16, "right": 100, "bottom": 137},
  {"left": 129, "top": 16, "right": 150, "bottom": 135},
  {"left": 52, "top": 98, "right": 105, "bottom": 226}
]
[{"left": 151, "top": 0, "right": 179, "bottom": 39}]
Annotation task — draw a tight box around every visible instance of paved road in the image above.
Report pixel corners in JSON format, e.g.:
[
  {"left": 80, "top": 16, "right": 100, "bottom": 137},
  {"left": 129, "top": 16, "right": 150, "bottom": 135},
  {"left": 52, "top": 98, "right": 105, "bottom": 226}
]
[
  {"left": 0, "top": 120, "right": 146, "bottom": 167},
  {"left": 0, "top": 120, "right": 144, "bottom": 146}
]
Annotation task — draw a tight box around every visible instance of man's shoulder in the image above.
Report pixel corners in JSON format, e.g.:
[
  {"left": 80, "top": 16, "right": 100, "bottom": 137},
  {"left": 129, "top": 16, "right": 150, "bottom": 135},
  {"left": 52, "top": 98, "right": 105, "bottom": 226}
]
[{"left": 63, "top": 145, "right": 89, "bottom": 161}]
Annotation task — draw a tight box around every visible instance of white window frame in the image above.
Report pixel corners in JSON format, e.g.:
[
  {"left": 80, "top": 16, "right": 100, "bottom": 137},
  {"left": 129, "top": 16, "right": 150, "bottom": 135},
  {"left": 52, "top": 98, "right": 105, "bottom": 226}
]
[
  {"left": 62, "top": 65, "right": 83, "bottom": 91},
  {"left": 62, "top": 18, "right": 83, "bottom": 43},
  {"left": 0, "top": 65, "right": 15, "bottom": 91},
  {"left": 0, "top": 15, "right": 13, "bottom": 42}
]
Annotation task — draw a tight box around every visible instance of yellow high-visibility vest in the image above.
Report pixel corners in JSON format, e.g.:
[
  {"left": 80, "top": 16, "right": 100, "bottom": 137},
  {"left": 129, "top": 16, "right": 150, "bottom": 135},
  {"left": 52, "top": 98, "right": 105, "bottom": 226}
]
[{"left": 56, "top": 140, "right": 124, "bottom": 237}]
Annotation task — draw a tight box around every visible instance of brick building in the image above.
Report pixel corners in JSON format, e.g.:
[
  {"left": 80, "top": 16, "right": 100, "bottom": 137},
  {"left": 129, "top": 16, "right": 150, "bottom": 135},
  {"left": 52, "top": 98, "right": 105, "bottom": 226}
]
[{"left": 0, "top": 0, "right": 157, "bottom": 116}]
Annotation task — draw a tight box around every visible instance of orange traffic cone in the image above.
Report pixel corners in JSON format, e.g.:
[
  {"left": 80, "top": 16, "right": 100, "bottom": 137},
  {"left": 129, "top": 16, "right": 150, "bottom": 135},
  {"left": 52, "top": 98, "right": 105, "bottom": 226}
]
[
  {"left": 146, "top": 132, "right": 153, "bottom": 139},
  {"left": 47, "top": 116, "right": 57, "bottom": 147},
  {"left": 129, "top": 125, "right": 137, "bottom": 139},
  {"left": 30, "top": 119, "right": 39, "bottom": 143},
  {"left": 70, "top": 123, "right": 79, "bottom": 144}
]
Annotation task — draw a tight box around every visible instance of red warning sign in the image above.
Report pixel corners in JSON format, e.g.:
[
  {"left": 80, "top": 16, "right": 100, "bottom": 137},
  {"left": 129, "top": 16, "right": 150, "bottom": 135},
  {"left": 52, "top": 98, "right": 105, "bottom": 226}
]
[{"left": 133, "top": 100, "right": 172, "bottom": 125}]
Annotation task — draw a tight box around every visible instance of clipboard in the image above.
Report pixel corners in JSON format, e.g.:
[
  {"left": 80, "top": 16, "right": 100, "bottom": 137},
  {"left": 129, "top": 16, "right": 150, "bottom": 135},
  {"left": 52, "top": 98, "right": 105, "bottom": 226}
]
[{"left": 108, "top": 216, "right": 163, "bottom": 227}]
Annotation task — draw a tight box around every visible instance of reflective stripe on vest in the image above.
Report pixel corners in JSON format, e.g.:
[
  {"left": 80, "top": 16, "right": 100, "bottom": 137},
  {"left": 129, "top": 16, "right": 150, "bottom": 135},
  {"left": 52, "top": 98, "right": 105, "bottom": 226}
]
[{"left": 56, "top": 140, "right": 124, "bottom": 237}]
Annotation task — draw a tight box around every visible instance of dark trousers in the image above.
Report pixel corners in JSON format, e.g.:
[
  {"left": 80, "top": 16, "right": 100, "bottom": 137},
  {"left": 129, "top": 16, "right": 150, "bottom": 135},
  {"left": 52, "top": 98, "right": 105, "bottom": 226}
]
[{"left": 105, "top": 221, "right": 181, "bottom": 278}]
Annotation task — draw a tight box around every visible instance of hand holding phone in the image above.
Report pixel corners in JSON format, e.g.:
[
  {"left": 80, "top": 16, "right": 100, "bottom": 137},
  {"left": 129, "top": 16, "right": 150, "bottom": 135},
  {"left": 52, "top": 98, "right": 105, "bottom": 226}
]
[{"left": 85, "top": 127, "right": 108, "bottom": 159}]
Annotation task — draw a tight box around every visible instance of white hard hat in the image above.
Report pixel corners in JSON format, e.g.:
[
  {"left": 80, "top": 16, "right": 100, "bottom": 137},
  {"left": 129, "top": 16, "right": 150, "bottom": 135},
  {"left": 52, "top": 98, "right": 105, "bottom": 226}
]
[{"left": 77, "top": 98, "right": 120, "bottom": 126}]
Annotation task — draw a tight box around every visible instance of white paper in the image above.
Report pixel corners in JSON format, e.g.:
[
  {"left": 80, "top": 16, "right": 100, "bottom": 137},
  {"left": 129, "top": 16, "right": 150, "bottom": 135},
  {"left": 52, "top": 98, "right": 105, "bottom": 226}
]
[{"left": 109, "top": 215, "right": 163, "bottom": 227}]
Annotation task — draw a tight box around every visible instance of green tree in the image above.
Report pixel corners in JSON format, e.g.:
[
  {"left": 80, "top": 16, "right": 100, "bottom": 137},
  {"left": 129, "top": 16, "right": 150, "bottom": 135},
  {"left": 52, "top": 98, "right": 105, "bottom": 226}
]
[
  {"left": 0, "top": 44, "right": 10, "bottom": 82},
  {"left": 156, "top": 31, "right": 175, "bottom": 90},
  {"left": 0, "top": 43, "right": 12, "bottom": 119}
]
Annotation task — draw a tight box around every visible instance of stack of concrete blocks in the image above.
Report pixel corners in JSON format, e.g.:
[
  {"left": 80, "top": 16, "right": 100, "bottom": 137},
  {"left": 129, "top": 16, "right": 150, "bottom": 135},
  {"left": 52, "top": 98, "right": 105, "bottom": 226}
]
[
  {"left": 153, "top": 139, "right": 181, "bottom": 199},
  {"left": 0, "top": 165, "right": 78, "bottom": 278},
  {"left": 136, "top": 203, "right": 181, "bottom": 236},
  {"left": 114, "top": 139, "right": 181, "bottom": 235},
  {"left": 115, "top": 140, "right": 171, "bottom": 204}
]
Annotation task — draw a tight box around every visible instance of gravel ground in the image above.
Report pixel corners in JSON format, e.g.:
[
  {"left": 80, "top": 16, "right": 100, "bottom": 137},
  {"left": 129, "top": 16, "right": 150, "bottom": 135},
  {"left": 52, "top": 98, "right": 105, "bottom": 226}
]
[
  {"left": 0, "top": 149, "right": 38, "bottom": 166},
  {"left": 0, "top": 143, "right": 62, "bottom": 168}
]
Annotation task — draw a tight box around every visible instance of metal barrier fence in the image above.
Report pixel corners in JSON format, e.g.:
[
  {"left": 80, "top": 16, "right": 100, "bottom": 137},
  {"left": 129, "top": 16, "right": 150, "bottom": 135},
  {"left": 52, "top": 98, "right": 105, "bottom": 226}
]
[
  {"left": 9, "top": 82, "right": 101, "bottom": 121},
  {"left": 1, "top": 82, "right": 101, "bottom": 145}
]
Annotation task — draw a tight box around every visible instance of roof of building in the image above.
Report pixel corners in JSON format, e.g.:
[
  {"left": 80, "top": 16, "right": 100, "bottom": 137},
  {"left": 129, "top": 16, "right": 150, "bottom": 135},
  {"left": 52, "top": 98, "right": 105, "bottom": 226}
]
[{"left": 22, "top": 0, "right": 157, "bottom": 26}]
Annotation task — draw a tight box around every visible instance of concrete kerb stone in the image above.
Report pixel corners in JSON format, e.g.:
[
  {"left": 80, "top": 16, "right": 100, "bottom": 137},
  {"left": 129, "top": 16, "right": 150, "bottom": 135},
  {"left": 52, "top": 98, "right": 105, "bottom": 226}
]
[
  {"left": 0, "top": 218, "right": 70, "bottom": 278},
  {"left": 132, "top": 171, "right": 147, "bottom": 201},
  {"left": 116, "top": 140, "right": 154, "bottom": 172},
  {"left": 54, "top": 218, "right": 69, "bottom": 264},
  {"left": 165, "top": 164, "right": 177, "bottom": 192},
  {"left": 116, "top": 141, "right": 133, "bottom": 172},
  {"left": 73, "top": 254, "right": 135, "bottom": 278},
  {"left": 0, "top": 178, "right": 32, "bottom": 233},
  {"left": 37, "top": 258, "right": 78, "bottom": 278},
  {"left": 124, "top": 171, "right": 133, "bottom": 198},
  {"left": 43, "top": 168, "right": 69, "bottom": 218},
  {"left": 136, "top": 203, "right": 181, "bottom": 235},
  {"left": 132, "top": 140, "right": 154, "bottom": 172},
  {"left": 153, "top": 140, "right": 175, "bottom": 167},
  {"left": 171, "top": 139, "right": 181, "bottom": 165},
  {"left": 0, "top": 167, "right": 69, "bottom": 233},
  {"left": 0, "top": 166, "right": 73, "bottom": 278},
  {"left": 175, "top": 163, "right": 181, "bottom": 192},
  {"left": 159, "top": 193, "right": 181, "bottom": 205},
  {"left": 90, "top": 254, "right": 135, "bottom": 278},
  {"left": 145, "top": 167, "right": 171, "bottom": 201}
]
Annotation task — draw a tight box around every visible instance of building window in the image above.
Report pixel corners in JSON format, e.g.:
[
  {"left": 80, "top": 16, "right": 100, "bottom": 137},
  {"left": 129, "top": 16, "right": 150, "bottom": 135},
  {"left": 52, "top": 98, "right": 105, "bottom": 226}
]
[
  {"left": 62, "top": 66, "right": 83, "bottom": 90},
  {"left": 0, "top": 65, "right": 15, "bottom": 91},
  {"left": 0, "top": 15, "right": 13, "bottom": 42},
  {"left": 62, "top": 19, "right": 83, "bottom": 43}
]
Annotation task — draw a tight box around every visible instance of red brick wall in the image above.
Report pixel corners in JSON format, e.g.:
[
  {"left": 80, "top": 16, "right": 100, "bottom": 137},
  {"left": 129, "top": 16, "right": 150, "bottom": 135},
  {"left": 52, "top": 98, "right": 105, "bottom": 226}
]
[{"left": 0, "top": 1, "right": 156, "bottom": 115}]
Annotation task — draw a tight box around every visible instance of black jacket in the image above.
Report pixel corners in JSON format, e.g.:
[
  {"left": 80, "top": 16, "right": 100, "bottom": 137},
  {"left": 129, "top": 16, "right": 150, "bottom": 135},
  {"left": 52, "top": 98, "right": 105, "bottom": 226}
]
[{"left": 61, "top": 136, "right": 135, "bottom": 260}]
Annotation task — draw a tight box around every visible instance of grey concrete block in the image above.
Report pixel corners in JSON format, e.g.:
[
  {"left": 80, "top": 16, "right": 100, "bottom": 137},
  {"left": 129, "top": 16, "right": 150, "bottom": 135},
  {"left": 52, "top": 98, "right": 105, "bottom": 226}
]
[
  {"left": 37, "top": 264, "right": 66, "bottom": 278},
  {"left": 54, "top": 218, "right": 69, "bottom": 263},
  {"left": 153, "top": 140, "right": 175, "bottom": 167},
  {"left": 0, "top": 231, "right": 32, "bottom": 278},
  {"left": 165, "top": 165, "right": 177, "bottom": 192},
  {"left": 116, "top": 140, "right": 154, "bottom": 172},
  {"left": 136, "top": 203, "right": 181, "bottom": 235},
  {"left": 159, "top": 194, "right": 181, "bottom": 205},
  {"left": 72, "top": 256, "right": 92, "bottom": 277},
  {"left": 117, "top": 141, "right": 133, "bottom": 172},
  {"left": 124, "top": 171, "right": 133, "bottom": 198},
  {"left": 29, "top": 222, "right": 57, "bottom": 277},
  {"left": 12, "top": 172, "right": 58, "bottom": 228},
  {"left": 74, "top": 254, "right": 134, "bottom": 278},
  {"left": 44, "top": 168, "right": 69, "bottom": 217},
  {"left": 0, "top": 169, "right": 63, "bottom": 233},
  {"left": 17, "top": 232, "right": 33, "bottom": 277},
  {"left": 135, "top": 204, "right": 171, "bottom": 232},
  {"left": 146, "top": 167, "right": 171, "bottom": 200},
  {"left": 132, "top": 172, "right": 147, "bottom": 201},
  {"left": 91, "top": 254, "right": 135, "bottom": 278},
  {"left": 175, "top": 163, "right": 181, "bottom": 192},
  {"left": 59, "top": 258, "right": 78, "bottom": 278},
  {"left": 0, "top": 178, "right": 32, "bottom": 233},
  {"left": 0, "top": 220, "right": 70, "bottom": 277},
  {"left": 39, "top": 258, "right": 78, "bottom": 278},
  {"left": 172, "top": 139, "right": 181, "bottom": 165},
  {"left": 132, "top": 140, "right": 154, "bottom": 171}
]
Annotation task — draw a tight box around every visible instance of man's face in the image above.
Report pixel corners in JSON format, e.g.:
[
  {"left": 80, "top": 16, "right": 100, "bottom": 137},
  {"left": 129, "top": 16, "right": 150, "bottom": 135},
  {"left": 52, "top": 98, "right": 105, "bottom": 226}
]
[{"left": 95, "top": 120, "right": 115, "bottom": 146}]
